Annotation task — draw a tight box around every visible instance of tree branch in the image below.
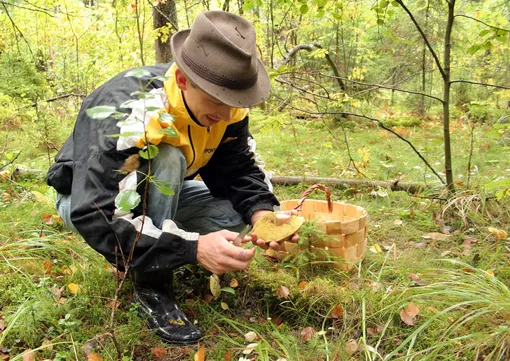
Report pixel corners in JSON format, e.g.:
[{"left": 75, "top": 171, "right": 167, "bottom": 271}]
[
  {"left": 450, "top": 80, "right": 510, "bottom": 90},
  {"left": 454, "top": 14, "right": 510, "bottom": 32},
  {"left": 1, "top": 0, "right": 54, "bottom": 17},
  {"left": 394, "top": 0, "right": 446, "bottom": 79},
  {"left": 1, "top": 2, "right": 33, "bottom": 57},
  {"left": 271, "top": 95, "right": 446, "bottom": 185},
  {"left": 276, "top": 42, "right": 346, "bottom": 91}
]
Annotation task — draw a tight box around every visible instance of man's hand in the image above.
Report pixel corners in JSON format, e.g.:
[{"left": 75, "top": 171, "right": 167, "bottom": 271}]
[
  {"left": 250, "top": 209, "right": 300, "bottom": 251},
  {"left": 197, "top": 230, "right": 255, "bottom": 275}
]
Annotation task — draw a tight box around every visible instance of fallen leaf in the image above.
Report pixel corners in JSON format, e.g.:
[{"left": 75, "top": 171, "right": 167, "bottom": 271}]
[
  {"left": 31, "top": 191, "right": 48, "bottom": 203},
  {"left": 22, "top": 350, "right": 35, "bottom": 361},
  {"left": 223, "top": 350, "right": 232, "bottom": 361},
  {"left": 484, "top": 270, "right": 495, "bottom": 277},
  {"left": 400, "top": 302, "right": 420, "bottom": 326},
  {"left": 488, "top": 227, "right": 508, "bottom": 240},
  {"left": 405, "top": 302, "right": 420, "bottom": 317},
  {"left": 244, "top": 331, "right": 259, "bottom": 342},
  {"left": 194, "top": 344, "right": 205, "bottom": 361},
  {"left": 67, "top": 283, "right": 81, "bottom": 295},
  {"left": 330, "top": 304, "right": 344, "bottom": 319},
  {"left": 242, "top": 343, "right": 258, "bottom": 355},
  {"left": 297, "top": 280, "right": 308, "bottom": 289},
  {"left": 87, "top": 353, "right": 103, "bottom": 361},
  {"left": 151, "top": 346, "right": 167, "bottom": 360},
  {"left": 210, "top": 274, "right": 221, "bottom": 299},
  {"left": 440, "top": 250, "right": 452, "bottom": 257},
  {"left": 0, "top": 320, "right": 6, "bottom": 331},
  {"left": 220, "top": 302, "right": 229, "bottom": 310},
  {"left": 400, "top": 308, "right": 415, "bottom": 326},
  {"left": 43, "top": 259, "right": 52, "bottom": 275},
  {"left": 42, "top": 213, "right": 54, "bottom": 225},
  {"left": 369, "top": 244, "right": 383, "bottom": 253},
  {"left": 393, "top": 219, "right": 403, "bottom": 226},
  {"left": 300, "top": 327, "right": 316, "bottom": 342},
  {"left": 106, "top": 300, "right": 120, "bottom": 310},
  {"left": 202, "top": 294, "right": 214, "bottom": 304},
  {"left": 276, "top": 285, "right": 290, "bottom": 299},
  {"left": 345, "top": 339, "right": 358, "bottom": 355},
  {"left": 229, "top": 278, "right": 239, "bottom": 288},
  {"left": 422, "top": 232, "right": 450, "bottom": 241},
  {"left": 54, "top": 215, "right": 63, "bottom": 223}
]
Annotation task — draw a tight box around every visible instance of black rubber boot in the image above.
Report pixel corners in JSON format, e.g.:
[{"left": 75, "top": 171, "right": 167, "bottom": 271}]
[{"left": 132, "top": 270, "right": 203, "bottom": 345}]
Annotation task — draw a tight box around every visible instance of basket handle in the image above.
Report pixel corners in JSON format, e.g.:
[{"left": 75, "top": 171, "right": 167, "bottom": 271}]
[{"left": 294, "top": 184, "right": 333, "bottom": 213}]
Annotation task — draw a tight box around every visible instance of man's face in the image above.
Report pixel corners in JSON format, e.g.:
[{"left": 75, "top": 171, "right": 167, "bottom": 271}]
[{"left": 175, "top": 69, "right": 235, "bottom": 127}]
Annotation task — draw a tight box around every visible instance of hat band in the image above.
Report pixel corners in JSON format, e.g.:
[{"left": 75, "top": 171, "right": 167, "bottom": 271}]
[{"left": 182, "top": 49, "right": 258, "bottom": 90}]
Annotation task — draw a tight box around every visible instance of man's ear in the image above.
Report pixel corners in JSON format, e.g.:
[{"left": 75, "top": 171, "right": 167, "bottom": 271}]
[{"left": 175, "top": 69, "right": 188, "bottom": 91}]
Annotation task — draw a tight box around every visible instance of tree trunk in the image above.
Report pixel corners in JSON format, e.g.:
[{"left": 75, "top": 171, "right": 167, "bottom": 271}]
[
  {"left": 153, "top": 0, "right": 178, "bottom": 64},
  {"left": 443, "top": 0, "right": 455, "bottom": 192}
]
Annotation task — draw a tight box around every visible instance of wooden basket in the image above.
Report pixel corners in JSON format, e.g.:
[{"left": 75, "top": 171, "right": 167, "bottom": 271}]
[{"left": 276, "top": 184, "right": 368, "bottom": 271}]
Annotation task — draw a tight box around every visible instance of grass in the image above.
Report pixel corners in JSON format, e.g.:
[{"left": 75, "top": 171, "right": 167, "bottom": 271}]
[{"left": 0, "top": 107, "right": 509, "bottom": 360}]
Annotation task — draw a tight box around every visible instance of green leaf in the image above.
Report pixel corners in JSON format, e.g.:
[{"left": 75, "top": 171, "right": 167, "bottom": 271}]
[
  {"left": 125, "top": 68, "right": 151, "bottom": 79},
  {"left": 151, "top": 75, "right": 169, "bottom": 82},
  {"left": 220, "top": 287, "right": 236, "bottom": 295},
  {"left": 377, "top": 18, "right": 385, "bottom": 26},
  {"left": 495, "top": 33, "right": 508, "bottom": 42},
  {"left": 119, "top": 99, "right": 138, "bottom": 109},
  {"left": 242, "top": 0, "right": 255, "bottom": 11},
  {"left": 130, "top": 91, "right": 156, "bottom": 100},
  {"left": 467, "top": 44, "right": 481, "bottom": 54},
  {"left": 317, "top": 0, "right": 327, "bottom": 7},
  {"left": 317, "top": 9, "right": 325, "bottom": 18},
  {"left": 145, "top": 106, "right": 162, "bottom": 112},
  {"left": 210, "top": 274, "right": 221, "bottom": 299},
  {"left": 161, "top": 127, "right": 177, "bottom": 137},
  {"left": 479, "top": 29, "right": 491, "bottom": 37},
  {"left": 481, "top": 41, "right": 492, "bottom": 50},
  {"left": 115, "top": 190, "right": 141, "bottom": 212},
  {"left": 155, "top": 184, "right": 175, "bottom": 196},
  {"left": 86, "top": 106, "right": 117, "bottom": 120},
  {"left": 139, "top": 145, "right": 159, "bottom": 160},
  {"left": 299, "top": 4, "right": 309, "bottom": 14},
  {"left": 380, "top": 0, "right": 389, "bottom": 8},
  {"left": 159, "top": 113, "right": 174, "bottom": 123},
  {"left": 106, "top": 131, "right": 143, "bottom": 138}
]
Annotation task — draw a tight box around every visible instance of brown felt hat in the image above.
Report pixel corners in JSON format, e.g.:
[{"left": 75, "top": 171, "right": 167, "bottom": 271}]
[{"left": 170, "top": 11, "right": 270, "bottom": 108}]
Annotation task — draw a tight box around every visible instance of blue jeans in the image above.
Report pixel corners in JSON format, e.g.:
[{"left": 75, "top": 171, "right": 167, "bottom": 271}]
[{"left": 56, "top": 144, "right": 245, "bottom": 235}]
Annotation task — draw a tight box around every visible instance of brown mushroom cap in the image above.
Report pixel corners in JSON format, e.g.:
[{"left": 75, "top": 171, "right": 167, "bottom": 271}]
[{"left": 252, "top": 212, "right": 305, "bottom": 242}]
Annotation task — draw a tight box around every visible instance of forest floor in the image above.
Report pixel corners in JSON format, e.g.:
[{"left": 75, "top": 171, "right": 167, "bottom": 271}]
[{"left": 0, "top": 112, "right": 509, "bottom": 361}]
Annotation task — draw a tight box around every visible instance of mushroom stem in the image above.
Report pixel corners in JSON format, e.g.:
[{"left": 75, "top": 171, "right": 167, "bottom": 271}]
[{"left": 275, "top": 212, "right": 291, "bottom": 226}]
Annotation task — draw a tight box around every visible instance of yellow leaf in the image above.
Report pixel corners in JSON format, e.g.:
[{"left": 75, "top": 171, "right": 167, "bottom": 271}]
[
  {"left": 220, "top": 302, "right": 229, "bottom": 310},
  {"left": 31, "top": 191, "right": 49, "bottom": 203},
  {"left": 488, "top": 227, "right": 508, "bottom": 240},
  {"left": 369, "top": 244, "right": 383, "bottom": 253},
  {"left": 194, "top": 344, "right": 205, "bottom": 361},
  {"left": 393, "top": 219, "right": 403, "bottom": 225},
  {"left": 68, "top": 283, "right": 80, "bottom": 295},
  {"left": 87, "top": 353, "right": 103, "bottom": 361},
  {"left": 484, "top": 270, "right": 495, "bottom": 277},
  {"left": 210, "top": 274, "right": 221, "bottom": 299},
  {"left": 229, "top": 278, "right": 239, "bottom": 288}
]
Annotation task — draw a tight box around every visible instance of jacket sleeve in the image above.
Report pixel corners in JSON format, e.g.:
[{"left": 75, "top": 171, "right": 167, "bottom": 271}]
[
  {"left": 50, "top": 65, "right": 198, "bottom": 273},
  {"left": 199, "top": 116, "right": 279, "bottom": 224}
]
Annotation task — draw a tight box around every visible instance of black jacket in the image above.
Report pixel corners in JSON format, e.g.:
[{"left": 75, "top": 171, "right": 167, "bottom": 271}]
[{"left": 47, "top": 64, "right": 278, "bottom": 273}]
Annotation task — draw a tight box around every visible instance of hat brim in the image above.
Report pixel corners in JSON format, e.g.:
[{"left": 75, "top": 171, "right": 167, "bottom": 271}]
[{"left": 170, "top": 29, "right": 270, "bottom": 108}]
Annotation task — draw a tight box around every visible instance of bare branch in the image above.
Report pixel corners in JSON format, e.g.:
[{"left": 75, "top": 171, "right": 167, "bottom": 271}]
[
  {"left": 450, "top": 80, "right": 510, "bottom": 90},
  {"left": 0, "top": 150, "right": 22, "bottom": 171},
  {"left": 394, "top": 0, "right": 446, "bottom": 79},
  {"left": 146, "top": 0, "right": 179, "bottom": 32},
  {"left": 454, "top": 14, "right": 510, "bottom": 32},
  {"left": 1, "top": 2, "right": 33, "bottom": 57},
  {"left": 275, "top": 78, "right": 330, "bottom": 100},
  {"left": 273, "top": 95, "right": 446, "bottom": 185},
  {"left": 1, "top": 0, "right": 54, "bottom": 17},
  {"left": 276, "top": 42, "right": 346, "bottom": 91}
]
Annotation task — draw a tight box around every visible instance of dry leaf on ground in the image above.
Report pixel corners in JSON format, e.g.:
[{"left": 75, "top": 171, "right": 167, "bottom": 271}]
[
  {"left": 400, "top": 302, "right": 420, "bottom": 326},
  {"left": 152, "top": 346, "right": 167, "bottom": 360},
  {"left": 67, "top": 283, "right": 80, "bottom": 295},
  {"left": 300, "top": 327, "right": 316, "bottom": 342},
  {"left": 22, "top": 350, "right": 36, "bottom": 361},
  {"left": 276, "top": 285, "right": 290, "bottom": 299},
  {"left": 229, "top": 278, "right": 239, "bottom": 288},
  {"left": 244, "top": 331, "right": 259, "bottom": 342},
  {"left": 488, "top": 227, "right": 508, "bottom": 240},
  {"left": 330, "top": 304, "right": 344, "bottom": 319},
  {"left": 194, "top": 345, "right": 205, "bottom": 361},
  {"left": 345, "top": 339, "right": 359, "bottom": 355},
  {"left": 87, "top": 353, "right": 103, "bottom": 361},
  {"left": 421, "top": 232, "right": 450, "bottom": 241}
]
